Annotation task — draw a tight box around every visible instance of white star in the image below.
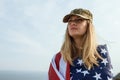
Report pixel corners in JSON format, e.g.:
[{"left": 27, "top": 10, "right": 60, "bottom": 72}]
[
  {"left": 100, "top": 67, "right": 102, "bottom": 69},
  {"left": 109, "top": 68, "right": 113, "bottom": 73},
  {"left": 77, "top": 59, "right": 83, "bottom": 66},
  {"left": 101, "top": 48, "right": 107, "bottom": 55},
  {"left": 81, "top": 70, "right": 89, "bottom": 76},
  {"left": 93, "top": 72, "right": 102, "bottom": 80},
  {"left": 107, "top": 76, "right": 112, "bottom": 80},
  {"left": 70, "top": 76, "right": 73, "bottom": 80},
  {"left": 101, "top": 58, "right": 108, "bottom": 66},
  {"left": 76, "top": 68, "right": 82, "bottom": 73}
]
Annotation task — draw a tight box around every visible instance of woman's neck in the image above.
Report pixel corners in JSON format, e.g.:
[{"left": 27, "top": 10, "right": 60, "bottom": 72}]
[
  {"left": 74, "top": 37, "right": 83, "bottom": 49},
  {"left": 72, "top": 35, "right": 85, "bottom": 59}
]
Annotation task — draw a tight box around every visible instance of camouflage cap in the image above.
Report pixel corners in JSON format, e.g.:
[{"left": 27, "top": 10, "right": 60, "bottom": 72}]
[{"left": 63, "top": 8, "right": 93, "bottom": 23}]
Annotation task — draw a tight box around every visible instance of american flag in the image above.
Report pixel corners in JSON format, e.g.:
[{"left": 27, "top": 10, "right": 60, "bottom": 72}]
[{"left": 48, "top": 44, "right": 113, "bottom": 80}]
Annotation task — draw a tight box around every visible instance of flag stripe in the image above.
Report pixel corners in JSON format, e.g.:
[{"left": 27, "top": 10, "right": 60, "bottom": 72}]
[{"left": 48, "top": 52, "right": 68, "bottom": 80}]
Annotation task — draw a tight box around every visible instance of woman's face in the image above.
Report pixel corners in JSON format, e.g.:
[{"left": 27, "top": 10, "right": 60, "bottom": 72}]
[{"left": 67, "top": 16, "right": 88, "bottom": 38}]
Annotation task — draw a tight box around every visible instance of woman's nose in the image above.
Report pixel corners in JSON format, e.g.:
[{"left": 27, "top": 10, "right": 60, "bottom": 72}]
[{"left": 69, "top": 21, "right": 77, "bottom": 25}]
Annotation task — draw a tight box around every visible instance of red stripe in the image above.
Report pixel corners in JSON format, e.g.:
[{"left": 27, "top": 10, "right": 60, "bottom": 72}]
[
  {"left": 48, "top": 52, "right": 61, "bottom": 80},
  {"left": 48, "top": 52, "right": 70, "bottom": 80},
  {"left": 48, "top": 63, "right": 60, "bottom": 80},
  {"left": 66, "top": 62, "right": 70, "bottom": 80},
  {"left": 55, "top": 52, "right": 61, "bottom": 71}
]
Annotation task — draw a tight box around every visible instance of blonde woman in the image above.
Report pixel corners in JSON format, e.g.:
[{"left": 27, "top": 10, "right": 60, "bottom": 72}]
[{"left": 48, "top": 8, "right": 113, "bottom": 80}]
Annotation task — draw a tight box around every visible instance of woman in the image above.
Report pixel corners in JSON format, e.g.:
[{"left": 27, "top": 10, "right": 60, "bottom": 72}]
[{"left": 48, "top": 8, "right": 113, "bottom": 80}]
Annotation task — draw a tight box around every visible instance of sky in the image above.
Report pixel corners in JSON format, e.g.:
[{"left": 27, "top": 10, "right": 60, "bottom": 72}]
[{"left": 0, "top": 0, "right": 120, "bottom": 75}]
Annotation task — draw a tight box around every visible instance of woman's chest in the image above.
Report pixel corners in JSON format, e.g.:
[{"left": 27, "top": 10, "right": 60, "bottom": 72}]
[{"left": 70, "top": 58, "right": 113, "bottom": 80}]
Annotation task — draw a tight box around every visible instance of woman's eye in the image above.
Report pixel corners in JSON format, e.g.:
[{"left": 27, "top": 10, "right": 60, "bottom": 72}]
[
  {"left": 68, "top": 19, "right": 85, "bottom": 23},
  {"left": 78, "top": 19, "right": 84, "bottom": 22},
  {"left": 68, "top": 19, "right": 72, "bottom": 22}
]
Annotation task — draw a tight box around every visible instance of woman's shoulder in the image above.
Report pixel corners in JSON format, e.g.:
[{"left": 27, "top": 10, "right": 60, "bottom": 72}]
[
  {"left": 96, "top": 44, "right": 113, "bottom": 70},
  {"left": 97, "top": 44, "right": 108, "bottom": 51},
  {"left": 96, "top": 44, "right": 112, "bottom": 66},
  {"left": 53, "top": 51, "right": 62, "bottom": 59},
  {"left": 52, "top": 52, "right": 62, "bottom": 63},
  {"left": 97, "top": 44, "right": 109, "bottom": 57}
]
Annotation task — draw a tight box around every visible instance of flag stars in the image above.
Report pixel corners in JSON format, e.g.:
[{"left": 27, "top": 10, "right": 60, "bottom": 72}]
[
  {"left": 101, "top": 48, "right": 107, "bottom": 55},
  {"left": 93, "top": 72, "right": 102, "bottom": 80},
  {"left": 100, "top": 67, "right": 102, "bottom": 69},
  {"left": 76, "top": 68, "right": 82, "bottom": 73},
  {"left": 77, "top": 59, "right": 83, "bottom": 66},
  {"left": 101, "top": 58, "right": 108, "bottom": 66},
  {"left": 70, "top": 76, "right": 73, "bottom": 80},
  {"left": 70, "top": 46, "right": 113, "bottom": 80},
  {"left": 81, "top": 70, "right": 89, "bottom": 76},
  {"left": 107, "top": 76, "right": 112, "bottom": 80},
  {"left": 109, "top": 68, "right": 113, "bottom": 73}
]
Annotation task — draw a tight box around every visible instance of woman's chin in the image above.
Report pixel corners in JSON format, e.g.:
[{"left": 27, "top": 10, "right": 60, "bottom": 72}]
[
  {"left": 70, "top": 32, "right": 85, "bottom": 37},
  {"left": 70, "top": 34, "right": 81, "bottom": 38}
]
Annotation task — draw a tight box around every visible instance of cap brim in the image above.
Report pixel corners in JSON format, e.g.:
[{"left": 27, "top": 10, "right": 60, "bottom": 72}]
[{"left": 63, "top": 14, "right": 89, "bottom": 23}]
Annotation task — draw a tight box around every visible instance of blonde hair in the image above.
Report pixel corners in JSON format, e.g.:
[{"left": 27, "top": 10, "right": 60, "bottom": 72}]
[{"left": 60, "top": 20, "right": 103, "bottom": 70}]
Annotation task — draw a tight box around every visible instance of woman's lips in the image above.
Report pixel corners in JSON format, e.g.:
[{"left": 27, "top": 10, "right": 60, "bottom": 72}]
[{"left": 70, "top": 27, "right": 78, "bottom": 30}]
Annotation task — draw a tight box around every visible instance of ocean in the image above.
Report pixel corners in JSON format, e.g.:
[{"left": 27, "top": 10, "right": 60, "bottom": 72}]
[{"left": 0, "top": 71, "right": 48, "bottom": 80}]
